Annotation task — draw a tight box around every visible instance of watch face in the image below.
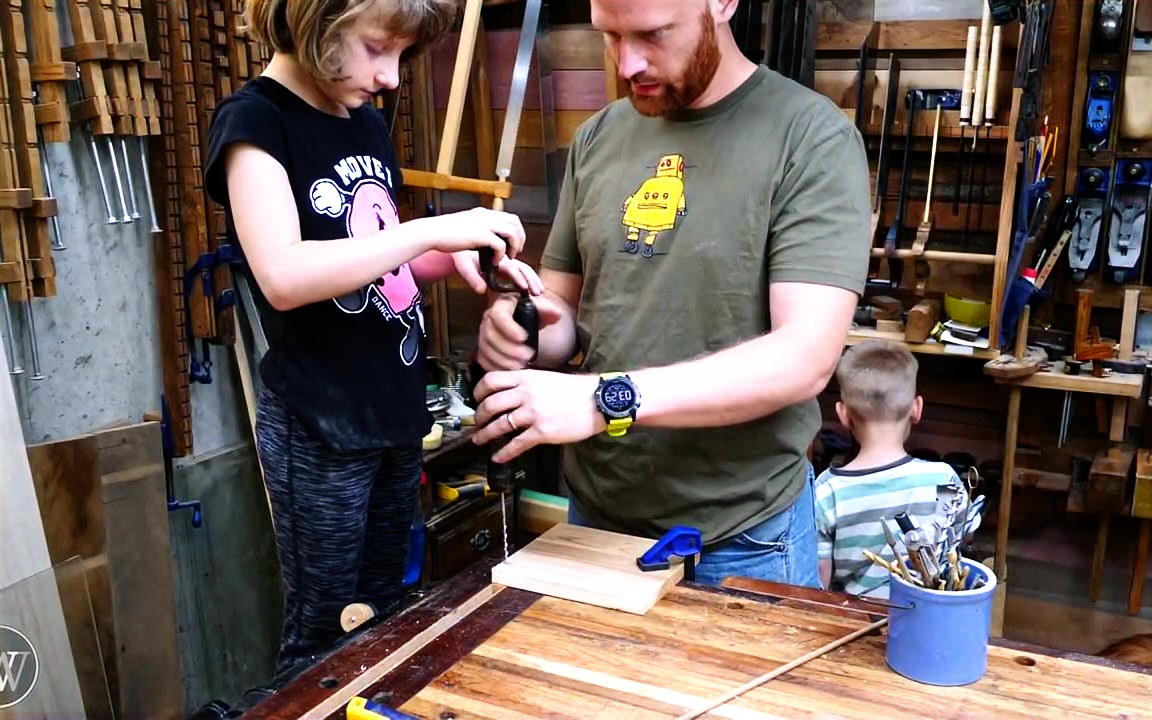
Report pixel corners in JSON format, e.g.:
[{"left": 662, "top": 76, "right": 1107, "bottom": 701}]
[{"left": 600, "top": 379, "right": 636, "bottom": 414}]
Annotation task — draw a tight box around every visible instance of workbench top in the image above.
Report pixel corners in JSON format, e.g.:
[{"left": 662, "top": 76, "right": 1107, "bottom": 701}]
[{"left": 245, "top": 560, "right": 1152, "bottom": 720}]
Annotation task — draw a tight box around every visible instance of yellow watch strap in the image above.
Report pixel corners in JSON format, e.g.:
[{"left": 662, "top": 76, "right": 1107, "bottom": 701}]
[{"left": 605, "top": 417, "right": 632, "bottom": 437}]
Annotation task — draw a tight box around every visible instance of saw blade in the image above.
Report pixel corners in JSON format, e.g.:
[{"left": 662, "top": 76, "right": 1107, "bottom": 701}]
[{"left": 494, "top": 0, "right": 543, "bottom": 182}]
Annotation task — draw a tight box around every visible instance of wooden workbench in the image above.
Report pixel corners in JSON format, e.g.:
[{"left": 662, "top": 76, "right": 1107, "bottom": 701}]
[{"left": 243, "top": 557, "right": 1152, "bottom": 720}]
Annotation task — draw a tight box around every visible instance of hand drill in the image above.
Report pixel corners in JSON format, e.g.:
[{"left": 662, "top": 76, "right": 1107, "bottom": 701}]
[{"left": 477, "top": 246, "right": 538, "bottom": 556}]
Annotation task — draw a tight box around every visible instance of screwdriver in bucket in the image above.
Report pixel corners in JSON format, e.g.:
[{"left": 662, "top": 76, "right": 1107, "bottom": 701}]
[{"left": 477, "top": 245, "right": 539, "bottom": 559}]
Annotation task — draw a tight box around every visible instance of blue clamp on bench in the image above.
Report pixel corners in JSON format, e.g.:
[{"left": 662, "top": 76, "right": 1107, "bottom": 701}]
[{"left": 636, "top": 525, "right": 702, "bottom": 582}]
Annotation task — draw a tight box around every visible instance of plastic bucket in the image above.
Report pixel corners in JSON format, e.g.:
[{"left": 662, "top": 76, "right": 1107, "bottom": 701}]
[{"left": 885, "top": 557, "right": 997, "bottom": 686}]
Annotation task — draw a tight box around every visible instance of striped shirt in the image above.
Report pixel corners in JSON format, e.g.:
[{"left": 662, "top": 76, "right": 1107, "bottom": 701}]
[{"left": 815, "top": 457, "right": 964, "bottom": 599}]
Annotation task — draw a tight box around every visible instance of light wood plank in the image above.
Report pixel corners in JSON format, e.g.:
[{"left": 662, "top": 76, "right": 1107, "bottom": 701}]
[{"left": 490, "top": 523, "right": 685, "bottom": 615}]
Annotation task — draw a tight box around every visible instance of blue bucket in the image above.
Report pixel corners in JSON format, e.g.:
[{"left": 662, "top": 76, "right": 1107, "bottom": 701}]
[{"left": 885, "top": 557, "right": 997, "bottom": 686}]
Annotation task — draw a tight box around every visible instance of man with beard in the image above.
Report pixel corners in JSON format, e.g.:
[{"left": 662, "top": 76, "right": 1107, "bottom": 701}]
[{"left": 470, "top": 0, "right": 871, "bottom": 588}]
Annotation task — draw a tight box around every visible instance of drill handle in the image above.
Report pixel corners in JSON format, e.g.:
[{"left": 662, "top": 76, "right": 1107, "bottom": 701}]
[{"left": 513, "top": 293, "right": 539, "bottom": 354}]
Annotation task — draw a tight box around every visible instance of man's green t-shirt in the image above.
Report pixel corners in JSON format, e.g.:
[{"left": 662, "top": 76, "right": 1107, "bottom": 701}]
[{"left": 541, "top": 65, "right": 871, "bottom": 546}]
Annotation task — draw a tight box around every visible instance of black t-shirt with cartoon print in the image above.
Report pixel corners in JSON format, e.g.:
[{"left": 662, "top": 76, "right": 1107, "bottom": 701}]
[{"left": 205, "top": 76, "right": 430, "bottom": 451}]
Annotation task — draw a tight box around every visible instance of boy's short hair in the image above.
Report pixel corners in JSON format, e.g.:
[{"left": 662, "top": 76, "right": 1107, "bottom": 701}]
[
  {"left": 835, "top": 340, "right": 919, "bottom": 422},
  {"left": 245, "top": 0, "right": 458, "bottom": 82}
]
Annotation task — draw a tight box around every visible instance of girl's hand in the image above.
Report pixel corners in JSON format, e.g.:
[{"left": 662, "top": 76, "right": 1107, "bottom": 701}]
[
  {"left": 452, "top": 253, "right": 544, "bottom": 296},
  {"left": 412, "top": 207, "right": 526, "bottom": 258}
]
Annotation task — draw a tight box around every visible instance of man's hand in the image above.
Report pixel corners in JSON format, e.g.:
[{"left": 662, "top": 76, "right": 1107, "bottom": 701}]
[
  {"left": 472, "top": 369, "right": 605, "bottom": 463},
  {"left": 477, "top": 294, "right": 565, "bottom": 370}
]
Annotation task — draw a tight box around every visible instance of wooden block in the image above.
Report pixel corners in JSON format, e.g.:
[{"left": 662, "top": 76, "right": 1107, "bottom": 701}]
[
  {"left": 1134, "top": 449, "right": 1152, "bottom": 520},
  {"left": 876, "top": 318, "right": 904, "bottom": 334},
  {"left": 905, "top": 298, "right": 940, "bottom": 343},
  {"left": 490, "top": 523, "right": 685, "bottom": 615},
  {"left": 1086, "top": 446, "right": 1135, "bottom": 515},
  {"left": 868, "top": 295, "right": 903, "bottom": 320}
]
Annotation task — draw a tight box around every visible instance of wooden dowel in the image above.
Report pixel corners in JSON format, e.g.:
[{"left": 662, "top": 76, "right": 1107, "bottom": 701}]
[
  {"left": 869, "top": 248, "right": 996, "bottom": 264},
  {"left": 435, "top": 0, "right": 483, "bottom": 176},
  {"left": 971, "top": 1, "right": 992, "bottom": 127},
  {"left": 985, "top": 24, "right": 1003, "bottom": 125},
  {"left": 922, "top": 104, "right": 942, "bottom": 224},
  {"left": 401, "top": 169, "right": 512, "bottom": 198},
  {"left": 675, "top": 618, "right": 890, "bottom": 720},
  {"left": 960, "top": 25, "right": 978, "bottom": 124}
]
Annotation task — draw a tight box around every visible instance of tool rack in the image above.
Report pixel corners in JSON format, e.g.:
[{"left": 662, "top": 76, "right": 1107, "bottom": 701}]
[
  {"left": 817, "top": 10, "right": 1072, "bottom": 359},
  {"left": 134, "top": 0, "right": 267, "bottom": 456},
  {"left": 987, "top": 1, "right": 1152, "bottom": 627},
  {"left": 0, "top": 0, "right": 76, "bottom": 383},
  {"left": 1052, "top": 0, "right": 1152, "bottom": 310}
]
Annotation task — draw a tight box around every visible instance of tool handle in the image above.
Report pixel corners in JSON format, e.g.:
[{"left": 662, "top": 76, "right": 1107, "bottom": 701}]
[
  {"left": 894, "top": 511, "right": 915, "bottom": 534},
  {"left": 971, "top": 1, "right": 992, "bottom": 127},
  {"left": 922, "top": 105, "right": 942, "bottom": 224},
  {"left": 960, "top": 25, "right": 978, "bottom": 124},
  {"left": 512, "top": 292, "right": 539, "bottom": 354},
  {"left": 893, "top": 92, "right": 919, "bottom": 229},
  {"left": 984, "top": 24, "right": 1003, "bottom": 125}
]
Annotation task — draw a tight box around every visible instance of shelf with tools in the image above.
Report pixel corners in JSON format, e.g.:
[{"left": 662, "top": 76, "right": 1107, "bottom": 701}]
[
  {"left": 1046, "top": 0, "right": 1152, "bottom": 314},
  {"left": 816, "top": 8, "right": 1033, "bottom": 358}
]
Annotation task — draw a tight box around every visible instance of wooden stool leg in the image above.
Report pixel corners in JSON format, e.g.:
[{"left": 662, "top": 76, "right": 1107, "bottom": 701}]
[
  {"left": 1090, "top": 515, "right": 1110, "bottom": 603},
  {"left": 1129, "top": 520, "right": 1151, "bottom": 615}
]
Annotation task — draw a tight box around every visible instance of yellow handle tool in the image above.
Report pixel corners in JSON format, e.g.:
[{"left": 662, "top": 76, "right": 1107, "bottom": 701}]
[{"left": 346, "top": 696, "right": 418, "bottom": 720}]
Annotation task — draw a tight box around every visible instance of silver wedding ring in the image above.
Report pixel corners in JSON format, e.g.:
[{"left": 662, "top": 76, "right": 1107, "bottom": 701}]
[{"left": 505, "top": 413, "right": 517, "bottom": 431}]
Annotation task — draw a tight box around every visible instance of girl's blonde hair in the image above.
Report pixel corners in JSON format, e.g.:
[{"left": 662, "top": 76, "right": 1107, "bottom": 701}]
[{"left": 244, "top": 0, "right": 458, "bottom": 82}]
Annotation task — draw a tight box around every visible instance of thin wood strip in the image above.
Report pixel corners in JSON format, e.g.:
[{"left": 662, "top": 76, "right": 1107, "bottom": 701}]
[
  {"left": 140, "top": 0, "right": 193, "bottom": 456},
  {"left": 675, "top": 618, "right": 889, "bottom": 720},
  {"left": 307, "top": 585, "right": 504, "bottom": 720},
  {"left": 167, "top": 0, "right": 213, "bottom": 340},
  {"left": 193, "top": 0, "right": 232, "bottom": 343},
  {"left": 354, "top": 586, "right": 541, "bottom": 714}
]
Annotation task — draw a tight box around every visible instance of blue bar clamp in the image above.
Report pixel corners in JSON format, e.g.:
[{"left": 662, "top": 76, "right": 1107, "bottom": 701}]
[{"left": 636, "top": 525, "right": 703, "bottom": 582}]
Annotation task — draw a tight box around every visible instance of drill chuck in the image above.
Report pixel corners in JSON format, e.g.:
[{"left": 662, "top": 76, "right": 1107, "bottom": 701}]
[{"left": 487, "top": 457, "right": 520, "bottom": 493}]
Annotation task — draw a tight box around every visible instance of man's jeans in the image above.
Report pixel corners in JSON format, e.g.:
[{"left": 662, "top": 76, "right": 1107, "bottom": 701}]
[{"left": 566, "top": 464, "right": 820, "bottom": 589}]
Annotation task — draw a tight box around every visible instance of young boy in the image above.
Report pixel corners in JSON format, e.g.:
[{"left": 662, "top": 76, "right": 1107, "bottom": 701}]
[{"left": 815, "top": 340, "right": 966, "bottom": 598}]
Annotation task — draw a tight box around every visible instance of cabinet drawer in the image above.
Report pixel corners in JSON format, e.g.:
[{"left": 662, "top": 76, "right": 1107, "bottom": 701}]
[{"left": 426, "top": 497, "right": 509, "bottom": 582}]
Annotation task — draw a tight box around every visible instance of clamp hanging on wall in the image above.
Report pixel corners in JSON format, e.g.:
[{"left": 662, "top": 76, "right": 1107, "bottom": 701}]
[
  {"left": 1107, "top": 160, "right": 1151, "bottom": 284},
  {"left": 181, "top": 244, "right": 242, "bottom": 384},
  {"left": 1068, "top": 167, "right": 1110, "bottom": 282}
]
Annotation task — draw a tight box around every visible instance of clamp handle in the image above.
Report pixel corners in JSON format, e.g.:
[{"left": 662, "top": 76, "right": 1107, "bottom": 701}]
[{"left": 637, "top": 526, "right": 703, "bottom": 581}]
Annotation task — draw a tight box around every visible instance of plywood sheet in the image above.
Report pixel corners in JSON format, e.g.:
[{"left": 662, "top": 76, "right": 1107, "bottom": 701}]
[{"left": 490, "top": 523, "right": 683, "bottom": 615}]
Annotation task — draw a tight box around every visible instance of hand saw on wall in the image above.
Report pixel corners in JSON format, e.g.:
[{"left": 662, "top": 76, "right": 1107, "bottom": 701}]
[{"left": 401, "top": 0, "right": 543, "bottom": 210}]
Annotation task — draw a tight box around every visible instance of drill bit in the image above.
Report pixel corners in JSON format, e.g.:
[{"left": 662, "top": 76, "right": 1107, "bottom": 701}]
[{"left": 500, "top": 497, "right": 509, "bottom": 559}]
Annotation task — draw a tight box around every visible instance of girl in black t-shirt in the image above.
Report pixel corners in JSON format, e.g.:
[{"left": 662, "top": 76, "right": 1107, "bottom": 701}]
[{"left": 204, "top": 0, "right": 542, "bottom": 687}]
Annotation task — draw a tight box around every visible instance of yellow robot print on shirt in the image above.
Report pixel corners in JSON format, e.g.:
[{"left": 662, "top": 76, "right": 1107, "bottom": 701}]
[{"left": 621, "top": 153, "right": 686, "bottom": 258}]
